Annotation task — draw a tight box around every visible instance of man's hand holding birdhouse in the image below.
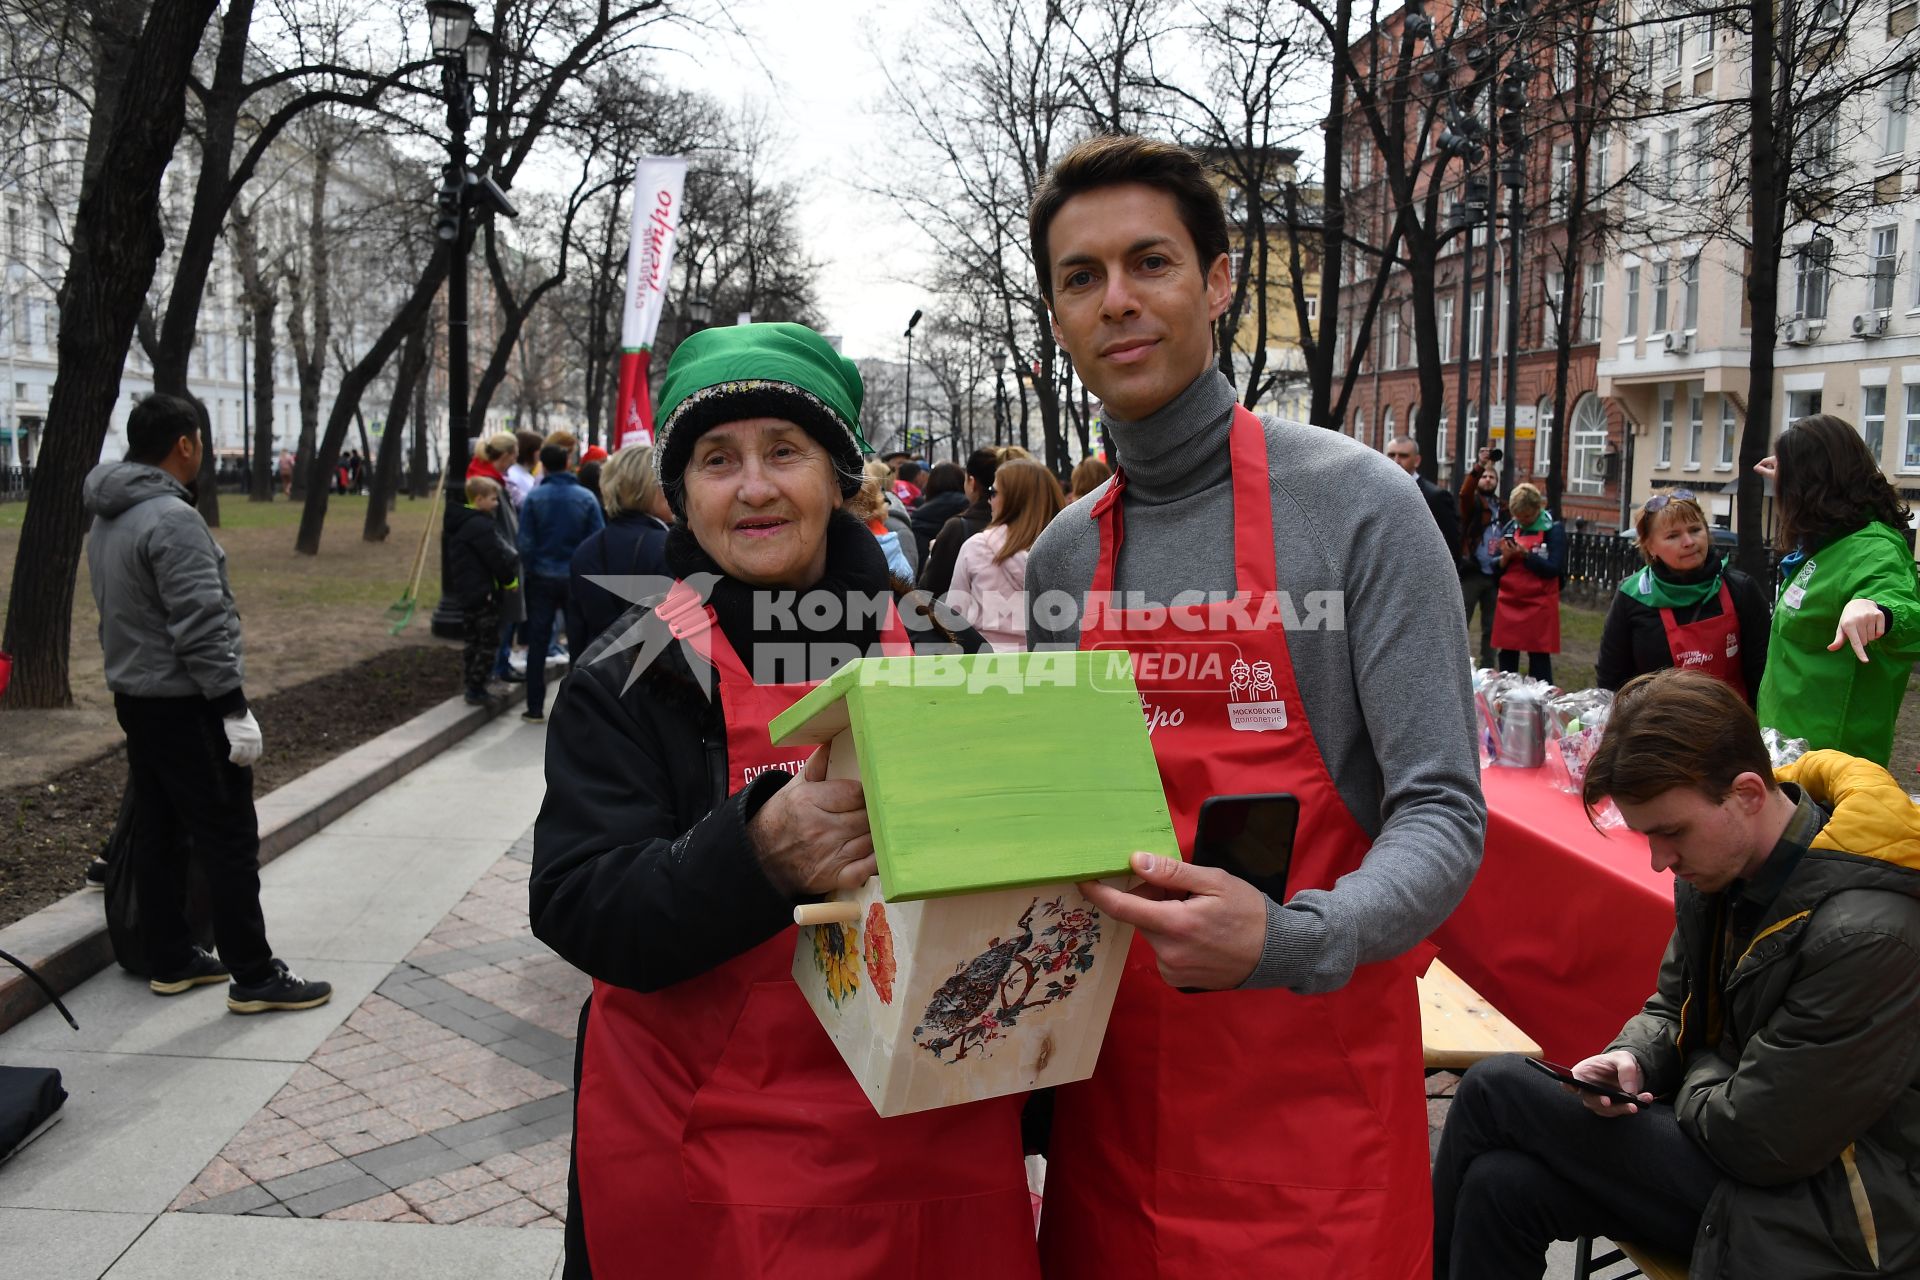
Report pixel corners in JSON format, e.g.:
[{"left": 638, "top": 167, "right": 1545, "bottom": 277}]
[
  {"left": 1079, "top": 853, "right": 1267, "bottom": 991},
  {"left": 747, "top": 747, "right": 878, "bottom": 897}
]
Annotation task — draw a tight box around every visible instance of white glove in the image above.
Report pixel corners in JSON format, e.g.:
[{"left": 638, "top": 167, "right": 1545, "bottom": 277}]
[{"left": 223, "top": 711, "right": 263, "bottom": 767}]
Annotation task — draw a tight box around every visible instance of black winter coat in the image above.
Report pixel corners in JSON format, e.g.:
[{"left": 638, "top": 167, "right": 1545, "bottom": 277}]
[
  {"left": 1594, "top": 554, "right": 1769, "bottom": 702},
  {"left": 918, "top": 499, "right": 992, "bottom": 598},
  {"left": 444, "top": 503, "right": 519, "bottom": 611},
  {"left": 564, "top": 512, "right": 670, "bottom": 656},
  {"left": 910, "top": 490, "right": 969, "bottom": 564}
]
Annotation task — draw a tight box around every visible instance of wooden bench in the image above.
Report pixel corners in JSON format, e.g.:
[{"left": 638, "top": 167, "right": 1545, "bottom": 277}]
[
  {"left": 1419, "top": 959, "right": 1543, "bottom": 1071},
  {"left": 1574, "top": 1237, "right": 1692, "bottom": 1279}
]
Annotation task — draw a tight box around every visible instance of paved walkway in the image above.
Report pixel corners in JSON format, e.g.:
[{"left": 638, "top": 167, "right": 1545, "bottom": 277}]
[{"left": 0, "top": 714, "right": 576, "bottom": 1280}]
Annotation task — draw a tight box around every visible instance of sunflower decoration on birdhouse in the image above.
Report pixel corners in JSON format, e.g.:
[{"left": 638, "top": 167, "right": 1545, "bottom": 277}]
[{"left": 808, "top": 918, "right": 861, "bottom": 1008}]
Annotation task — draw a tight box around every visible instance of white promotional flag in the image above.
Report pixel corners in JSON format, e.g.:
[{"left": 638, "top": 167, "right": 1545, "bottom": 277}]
[{"left": 614, "top": 155, "right": 689, "bottom": 448}]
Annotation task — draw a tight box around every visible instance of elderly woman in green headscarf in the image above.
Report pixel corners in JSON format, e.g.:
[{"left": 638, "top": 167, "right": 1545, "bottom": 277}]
[{"left": 527, "top": 323, "right": 1033, "bottom": 1280}]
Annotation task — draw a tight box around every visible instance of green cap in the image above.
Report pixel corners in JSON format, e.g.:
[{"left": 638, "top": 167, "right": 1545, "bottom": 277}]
[{"left": 653, "top": 322, "right": 871, "bottom": 514}]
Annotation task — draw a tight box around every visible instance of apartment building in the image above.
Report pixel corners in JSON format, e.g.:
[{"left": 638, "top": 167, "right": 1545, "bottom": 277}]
[{"left": 1594, "top": 0, "right": 1920, "bottom": 541}]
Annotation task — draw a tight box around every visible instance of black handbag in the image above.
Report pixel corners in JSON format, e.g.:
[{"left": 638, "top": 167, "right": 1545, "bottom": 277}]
[
  {"left": 0, "top": 945, "right": 75, "bottom": 1162},
  {"left": 102, "top": 782, "right": 213, "bottom": 977}
]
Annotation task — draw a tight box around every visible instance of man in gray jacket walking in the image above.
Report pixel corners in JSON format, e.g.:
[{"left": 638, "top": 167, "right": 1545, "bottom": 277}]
[{"left": 86, "top": 393, "right": 330, "bottom": 1014}]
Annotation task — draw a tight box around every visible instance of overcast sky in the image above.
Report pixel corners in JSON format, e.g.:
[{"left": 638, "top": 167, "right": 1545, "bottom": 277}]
[{"left": 647, "top": 0, "right": 934, "bottom": 364}]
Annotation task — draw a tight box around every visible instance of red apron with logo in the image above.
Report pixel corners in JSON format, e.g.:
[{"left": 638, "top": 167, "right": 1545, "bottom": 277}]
[
  {"left": 1491, "top": 528, "right": 1561, "bottom": 653},
  {"left": 1659, "top": 579, "right": 1748, "bottom": 698},
  {"left": 573, "top": 581, "right": 1038, "bottom": 1279},
  {"left": 1037, "top": 408, "right": 1432, "bottom": 1278}
]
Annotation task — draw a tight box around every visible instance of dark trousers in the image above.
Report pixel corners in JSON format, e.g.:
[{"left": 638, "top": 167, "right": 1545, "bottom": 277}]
[
  {"left": 114, "top": 694, "right": 274, "bottom": 983},
  {"left": 1498, "top": 649, "right": 1553, "bottom": 683},
  {"left": 524, "top": 575, "right": 570, "bottom": 716},
  {"left": 1460, "top": 569, "right": 1498, "bottom": 668},
  {"left": 1432, "top": 1054, "right": 1720, "bottom": 1279},
  {"left": 462, "top": 599, "right": 499, "bottom": 693}
]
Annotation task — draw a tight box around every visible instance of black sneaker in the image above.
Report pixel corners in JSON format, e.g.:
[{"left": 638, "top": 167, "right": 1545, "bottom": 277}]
[
  {"left": 227, "top": 960, "right": 332, "bottom": 1014},
  {"left": 85, "top": 858, "right": 109, "bottom": 890},
  {"left": 464, "top": 688, "right": 490, "bottom": 706},
  {"left": 150, "top": 947, "right": 230, "bottom": 995},
  {"left": 521, "top": 709, "right": 545, "bottom": 723}
]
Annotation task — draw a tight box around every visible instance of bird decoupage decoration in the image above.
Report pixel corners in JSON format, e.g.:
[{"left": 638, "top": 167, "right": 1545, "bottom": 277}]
[{"left": 769, "top": 649, "right": 1178, "bottom": 1117}]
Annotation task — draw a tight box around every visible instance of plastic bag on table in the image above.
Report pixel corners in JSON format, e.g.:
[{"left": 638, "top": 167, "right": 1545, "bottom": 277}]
[
  {"left": 1762, "top": 727, "right": 1810, "bottom": 769},
  {"left": 1546, "top": 687, "right": 1615, "bottom": 739}
]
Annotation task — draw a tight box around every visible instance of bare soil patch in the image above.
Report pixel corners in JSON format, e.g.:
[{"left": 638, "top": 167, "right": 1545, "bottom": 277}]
[{"left": 0, "top": 644, "right": 461, "bottom": 930}]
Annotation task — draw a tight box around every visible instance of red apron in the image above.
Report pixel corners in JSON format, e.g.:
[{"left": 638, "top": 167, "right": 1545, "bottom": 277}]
[
  {"left": 1659, "top": 579, "right": 1748, "bottom": 698},
  {"left": 1037, "top": 408, "right": 1432, "bottom": 1278},
  {"left": 573, "top": 581, "right": 1038, "bottom": 1279},
  {"left": 1491, "top": 528, "right": 1561, "bottom": 653}
]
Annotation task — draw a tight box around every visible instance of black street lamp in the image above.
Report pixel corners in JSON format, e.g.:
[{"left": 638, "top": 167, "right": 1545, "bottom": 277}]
[
  {"left": 901, "top": 308, "right": 922, "bottom": 454},
  {"left": 427, "top": 0, "right": 500, "bottom": 638}
]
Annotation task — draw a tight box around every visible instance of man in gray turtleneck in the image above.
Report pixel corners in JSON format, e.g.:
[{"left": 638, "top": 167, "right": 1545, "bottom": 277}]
[{"left": 1025, "top": 135, "right": 1483, "bottom": 1280}]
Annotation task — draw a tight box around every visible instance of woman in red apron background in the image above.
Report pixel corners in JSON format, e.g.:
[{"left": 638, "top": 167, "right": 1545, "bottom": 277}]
[
  {"left": 1593, "top": 490, "right": 1768, "bottom": 702},
  {"left": 1491, "top": 482, "right": 1567, "bottom": 684},
  {"left": 529, "top": 323, "right": 1036, "bottom": 1279},
  {"left": 1038, "top": 408, "right": 1434, "bottom": 1278}
]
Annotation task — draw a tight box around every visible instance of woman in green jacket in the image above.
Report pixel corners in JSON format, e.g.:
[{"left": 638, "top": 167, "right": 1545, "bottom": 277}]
[{"left": 1755, "top": 414, "right": 1920, "bottom": 766}]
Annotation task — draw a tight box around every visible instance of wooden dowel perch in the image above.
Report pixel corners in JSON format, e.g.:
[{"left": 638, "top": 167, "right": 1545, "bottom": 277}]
[{"left": 793, "top": 900, "right": 862, "bottom": 927}]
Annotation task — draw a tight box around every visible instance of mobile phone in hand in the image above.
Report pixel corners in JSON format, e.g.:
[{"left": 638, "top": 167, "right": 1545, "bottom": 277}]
[
  {"left": 1192, "top": 793, "right": 1298, "bottom": 902},
  {"left": 1523, "top": 1057, "right": 1645, "bottom": 1108}
]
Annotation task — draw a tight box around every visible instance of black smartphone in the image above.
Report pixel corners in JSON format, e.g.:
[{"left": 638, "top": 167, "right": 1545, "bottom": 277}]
[
  {"left": 1192, "top": 793, "right": 1298, "bottom": 902},
  {"left": 1523, "top": 1057, "right": 1645, "bottom": 1107}
]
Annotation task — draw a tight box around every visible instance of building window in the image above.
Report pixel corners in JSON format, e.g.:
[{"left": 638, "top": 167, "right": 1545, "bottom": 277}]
[
  {"left": 1631, "top": 140, "right": 1650, "bottom": 212},
  {"left": 1590, "top": 132, "right": 1612, "bottom": 195},
  {"left": 1536, "top": 398, "right": 1555, "bottom": 474},
  {"left": 1624, "top": 265, "right": 1641, "bottom": 337},
  {"left": 1381, "top": 405, "right": 1394, "bottom": 448},
  {"left": 1864, "top": 384, "right": 1888, "bottom": 461},
  {"left": 1385, "top": 309, "right": 1401, "bottom": 368},
  {"left": 1439, "top": 295, "right": 1455, "bottom": 362},
  {"left": 1794, "top": 237, "right": 1831, "bottom": 319},
  {"left": 1353, "top": 407, "right": 1367, "bottom": 445},
  {"left": 1682, "top": 255, "right": 1700, "bottom": 331},
  {"left": 1545, "top": 269, "right": 1565, "bottom": 342},
  {"left": 1551, "top": 143, "right": 1572, "bottom": 217},
  {"left": 1470, "top": 292, "right": 1486, "bottom": 359},
  {"left": 1719, "top": 399, "right": 1738, "bottom": 468},
  {"left": 1658, "top": 390, "right": 1674, "bottom": 466},
  {"left": 1696, "top": 13, "right": 1717, "bottom": 60},
  {"left": 1583, "top": 262, "right": 1606, "bottom": 343},
  {"left": 1437, "top": 410, "right": 1449, "bottom": 468},
  {"left": 1871, "top": 226, "right": 1898, "bottom": 311},
  {"left": 1304, "top": 294, "right": 1319, "bottom": 324},
  {"left": 1688, "top": 122, "right": 1711, "bottom": 196},
  {"left": 1687, "top": 388, "right": 1704, "bottom": 467},
  {"left": 1660, "top": 129, "right": 1680, "bottom": 194},
  {"left": 1809, "top": 113, "right": 1840, "bottom": 179},
  {"left": 1905, "top": 385, "right": 1920, "bottom": 469},
  {"left": 1787, "top": 388, "right": 1824, "bottom": 430},
  {"left": 1570, "top": 394, "right": 1608, "bottom": 495},
  {"left": 1652, "top": 261, "right": 1670, "bottom": 332},
  {"left": 1885, "top": 71, "right": 1911, "bottom": 156}
]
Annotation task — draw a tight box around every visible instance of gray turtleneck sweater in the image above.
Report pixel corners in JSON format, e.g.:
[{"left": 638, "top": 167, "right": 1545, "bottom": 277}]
[{"left": 1026, "top": 369, "right": 1485, "bottom": 994}]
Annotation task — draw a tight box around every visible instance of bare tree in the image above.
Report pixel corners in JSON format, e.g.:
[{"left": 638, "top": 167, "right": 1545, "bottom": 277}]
[{"left": 0, "top": 0, "right": 220, "bottom": 708}]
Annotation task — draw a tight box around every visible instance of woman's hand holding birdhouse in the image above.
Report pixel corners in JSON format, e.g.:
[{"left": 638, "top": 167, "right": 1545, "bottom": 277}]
[{"left": 747, "top": 746, "right": 878, "bottom": 897}]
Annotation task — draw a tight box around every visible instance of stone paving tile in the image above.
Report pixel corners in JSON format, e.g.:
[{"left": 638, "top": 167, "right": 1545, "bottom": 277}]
[{"left": 175, "top": 832, "right": 590, "bottom": 1227}]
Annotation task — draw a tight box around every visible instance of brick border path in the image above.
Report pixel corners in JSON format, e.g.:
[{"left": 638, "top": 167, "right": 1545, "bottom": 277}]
[{"left": 167, "top": 828, "right": 589, "bottom": 1227}]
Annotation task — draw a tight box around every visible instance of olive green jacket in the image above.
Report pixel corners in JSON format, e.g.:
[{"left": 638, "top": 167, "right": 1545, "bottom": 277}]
[{"left": 1611, "top": 752, "right": 1920, "bottom": 1278}]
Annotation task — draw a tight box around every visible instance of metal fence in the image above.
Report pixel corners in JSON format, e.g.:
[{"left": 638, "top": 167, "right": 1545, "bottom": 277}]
[{"left": 1560, "top": 527, "right": 1793, "bottom": 606}]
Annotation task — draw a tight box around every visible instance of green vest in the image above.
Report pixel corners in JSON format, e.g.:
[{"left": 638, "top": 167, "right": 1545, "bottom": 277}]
[{"left": 1756, "top": 521, "right": 1920, "bottom": 766}]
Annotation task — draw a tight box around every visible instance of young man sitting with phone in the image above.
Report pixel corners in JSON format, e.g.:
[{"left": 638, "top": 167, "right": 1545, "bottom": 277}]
[{"left": 1431, "top": 668, "right": 1920, "bottom": 1279}]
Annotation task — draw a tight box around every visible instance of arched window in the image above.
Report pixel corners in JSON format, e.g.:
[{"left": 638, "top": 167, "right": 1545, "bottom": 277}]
[
  {"left": 1381, "top": 405, "right": 1395, "bottom": 450},
  {"left": 1353, "top": 407, "right": 1367, "bottom": 445},
  {"left": 1536, "top": 398, "right": 1556, "bottom": 478},
  {"left": 1568, "top": 394, "right": 1609, "bottom": 496}
]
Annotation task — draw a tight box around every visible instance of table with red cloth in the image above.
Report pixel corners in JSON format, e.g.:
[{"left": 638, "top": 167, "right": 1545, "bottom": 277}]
[{"left": 1431, "top": 764, "right": 1677, "bottom": 1065}]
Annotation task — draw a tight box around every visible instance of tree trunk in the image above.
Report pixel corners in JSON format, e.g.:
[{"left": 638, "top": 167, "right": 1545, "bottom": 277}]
[
  {"left": 1738, "top": 0, "right": 1787, "bottom": 581},
  {"left": 249, "top": 294, "right": 277, "bottom": 501},
  {"left": 410, "top": 315, "right": 434, "bottom": 500},
  {"left": 0, "top": 0, "right": 220, "bottom": 709},
  {"left": 364, "top": 318, "right": 426, "bottom": 542},
  {"left": 295, "top": 248, "right": 448, "bottom": 555},
  {"left": 285, "top": 145, "right": 334, "bottom": 502}
]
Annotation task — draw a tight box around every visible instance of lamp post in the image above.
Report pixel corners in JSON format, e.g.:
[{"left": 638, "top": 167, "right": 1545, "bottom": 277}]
[
  {"left": 902, "top": 308, "right": 922, "bottom": 454},
  {"left": 426, "top": 0, "right": 496, "bottom": 638}
]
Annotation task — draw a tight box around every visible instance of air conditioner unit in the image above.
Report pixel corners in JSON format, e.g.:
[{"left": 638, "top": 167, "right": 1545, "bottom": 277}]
[
  {"left": 1662, "top": 331, "right": 1693, "bottom": 354},
  {"left": 1852, "top": 311, "right": 1890, "bottom": 337},
  {"left": 1782, "top": 318, "right": 1815, "bottom": 345}
]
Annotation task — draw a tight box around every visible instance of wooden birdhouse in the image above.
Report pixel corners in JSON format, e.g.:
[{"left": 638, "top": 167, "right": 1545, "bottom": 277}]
[{"left": 768, "top": 650, "right": 1178, "bottom": 1117}]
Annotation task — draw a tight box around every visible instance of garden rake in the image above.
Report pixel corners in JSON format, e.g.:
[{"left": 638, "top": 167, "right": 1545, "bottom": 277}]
[{"left": 385, "top": 480, "right": 443, "bottom": 635}]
